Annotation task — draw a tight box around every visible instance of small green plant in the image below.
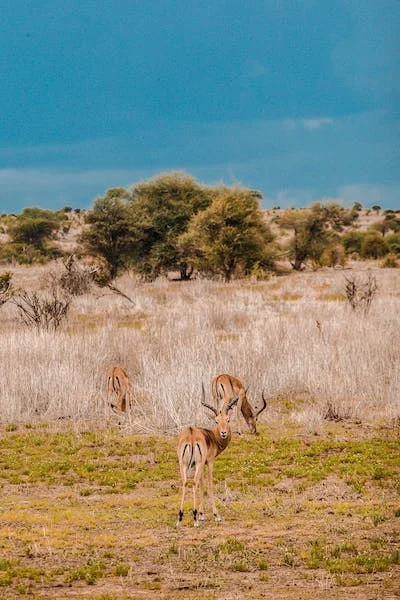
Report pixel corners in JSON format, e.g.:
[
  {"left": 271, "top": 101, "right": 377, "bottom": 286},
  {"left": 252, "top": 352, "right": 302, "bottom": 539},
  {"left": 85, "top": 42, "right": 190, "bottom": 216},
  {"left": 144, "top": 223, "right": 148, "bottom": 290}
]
[
  {"left": 66, "top": 558, "right": 105, "bottom": 585},
  {"left": 5, "top": 423, "right": 18, "bottom": 432},
  {"left": 115, "top": 563, "right": 129, "bottom": 576},
  {"left": 219, "top": 537, "right": 245, "bottom": 554},
  {"left": 258, "top": 558, "right": 269, "bottom": 570},
  {"left": 231, "top": 559, "right": 250, "bottom": 572}
]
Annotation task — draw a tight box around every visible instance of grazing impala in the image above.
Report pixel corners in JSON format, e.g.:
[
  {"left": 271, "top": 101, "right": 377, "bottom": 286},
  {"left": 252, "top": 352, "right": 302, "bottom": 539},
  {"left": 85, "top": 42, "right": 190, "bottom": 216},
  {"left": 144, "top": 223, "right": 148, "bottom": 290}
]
[
  {"left": 212, "top": 374, "right": 267, "bottom": 435},
  {"left": 176, "top": 383, "right": 239, "bottom": 527},
  {"left": 106, "top": 366, "right": 131, "bottom": 426}
]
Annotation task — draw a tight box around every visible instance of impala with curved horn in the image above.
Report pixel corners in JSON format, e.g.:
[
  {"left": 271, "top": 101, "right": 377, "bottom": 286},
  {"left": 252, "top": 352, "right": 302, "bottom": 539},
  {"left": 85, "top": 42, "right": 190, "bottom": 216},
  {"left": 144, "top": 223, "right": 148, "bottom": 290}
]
[
  {"left": 176, "top": 382, "right": 239, "bottom": 527},
  {"left": 212, "top": 374, "right": 267, "bottom": 435}
]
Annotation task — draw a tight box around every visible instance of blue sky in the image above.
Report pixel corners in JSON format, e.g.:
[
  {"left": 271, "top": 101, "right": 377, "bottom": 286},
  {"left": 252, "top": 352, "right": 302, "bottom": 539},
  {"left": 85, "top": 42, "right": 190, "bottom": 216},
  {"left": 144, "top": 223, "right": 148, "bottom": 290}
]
[{"left": 0, "top": 0, "right": 399, "bottom": 213}]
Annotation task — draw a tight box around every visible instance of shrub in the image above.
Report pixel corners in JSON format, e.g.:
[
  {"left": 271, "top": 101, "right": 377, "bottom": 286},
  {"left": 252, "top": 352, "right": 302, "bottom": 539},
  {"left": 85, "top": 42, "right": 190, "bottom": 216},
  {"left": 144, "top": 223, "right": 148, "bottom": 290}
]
[
  {"left": 381, "top": 254, "right": 399, "bottom": 268},
  {"left": 58, "top": 256, "right": 95, "bottom": 296},
  {"left": 342, "top": 231, "right": 365, "bottom": 256},
  {"left": 319, "top": 244, "right": 346, "bottom": 267},
  {"left": 386, "top": 233, "right": 400, "bottom": 255},
  {"left": 0, "top": 272, "right": 13, "bottom": 307},
  {"left": 360, "top": 232, "right": 388, "bottom": 259},
  {"left": 344, "top": 273, "right": 378, "bottom": 314},
  {"left": 12, "top": 286, "right": 72, "bottom": 331}
]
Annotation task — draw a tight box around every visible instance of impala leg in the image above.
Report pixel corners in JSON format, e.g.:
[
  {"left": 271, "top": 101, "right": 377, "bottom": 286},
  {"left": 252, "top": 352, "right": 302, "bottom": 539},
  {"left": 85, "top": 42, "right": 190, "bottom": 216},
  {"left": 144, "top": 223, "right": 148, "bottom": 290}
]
[
  {"left": 106, "top": 378, "right": 113, "bottom": 421},
  {"left": 117, "top": 390, "right": 124, "bottom": 428},
  {"left": 192, "top": 465, "right": 204, "bottom": 527},
  {"left": 198, "top": 471, "right": 206, "bottom": 521},
  {"left": 236, "top": 397, "right": 243, "bottom": 435},
  {"left": 126, "top": 390, "right": 133, "bottom": 426},
  {"left": 207, "top": 461, "right": 221, "bottom": 522},
  {"left": 177, "top": 467, "right": 187, "bottom": 527}
]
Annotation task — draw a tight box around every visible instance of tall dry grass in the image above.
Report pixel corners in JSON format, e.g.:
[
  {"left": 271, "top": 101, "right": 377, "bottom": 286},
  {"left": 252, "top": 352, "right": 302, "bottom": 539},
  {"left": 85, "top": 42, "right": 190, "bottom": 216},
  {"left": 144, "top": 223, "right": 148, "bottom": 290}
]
[{"left": 0, "top": 263, "right": 399, "bottom": 431}]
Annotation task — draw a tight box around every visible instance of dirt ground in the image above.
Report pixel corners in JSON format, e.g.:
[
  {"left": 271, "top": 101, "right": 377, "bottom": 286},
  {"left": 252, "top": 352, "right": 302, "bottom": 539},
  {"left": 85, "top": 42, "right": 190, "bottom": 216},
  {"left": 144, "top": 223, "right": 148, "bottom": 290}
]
[{"left": 0, "top": 422, "right": 399, "bottom": 599}]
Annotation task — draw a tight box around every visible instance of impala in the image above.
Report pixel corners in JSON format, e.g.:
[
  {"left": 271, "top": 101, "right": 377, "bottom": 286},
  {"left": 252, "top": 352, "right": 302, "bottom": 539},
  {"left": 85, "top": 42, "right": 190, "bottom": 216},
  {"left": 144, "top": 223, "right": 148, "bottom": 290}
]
[
  {"left": 106, "top": 366, "right": 132, "bottom": 426},
  {"left": 176, "top": 383, "right": 239, "bottom": 527},
  {"left": 212, "top": 373, "right": 267, "bottom": 435}
]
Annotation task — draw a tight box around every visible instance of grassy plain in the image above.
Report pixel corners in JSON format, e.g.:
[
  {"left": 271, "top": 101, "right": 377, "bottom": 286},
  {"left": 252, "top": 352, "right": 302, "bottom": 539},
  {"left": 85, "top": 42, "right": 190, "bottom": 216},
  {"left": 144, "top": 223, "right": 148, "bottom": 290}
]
[
  {"left": 0, "top": 421, "right": 399, "bottom": 599},
  {"left": 0, "top": 260, "right": 399, "bottom": 598}
]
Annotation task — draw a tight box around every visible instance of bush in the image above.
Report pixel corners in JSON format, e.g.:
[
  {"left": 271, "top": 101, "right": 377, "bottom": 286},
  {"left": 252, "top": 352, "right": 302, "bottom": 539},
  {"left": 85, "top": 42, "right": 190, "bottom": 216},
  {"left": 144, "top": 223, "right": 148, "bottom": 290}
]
[
  {"left": 319, "top": 245, "right": 346, "bottom": 267},
  {"left": 386, "top": 233, "right": 400, "bottom": 255},
  {"left": 0, "top": 242, "right": 50, "bottom": 265},
  {"left": 0, "top": 272, "right": 13, "bottom": 307},
  {"left": 342, "top": 231, "right": 365, "bottom": 256},
  {"left": 344, "top": 274, "right": 378, "bottom": 314},
  {"left": 361, "top": 232, "right": 388, "bottom": 259},
  {"left": 58, "top": 256, "right": 95, "bottom": 296},
  {"left": 381, "top": 254, "right": 399, "bottom": 268},
  {"left": 12, "top": 286, "right": 72, "bottom": 331}
]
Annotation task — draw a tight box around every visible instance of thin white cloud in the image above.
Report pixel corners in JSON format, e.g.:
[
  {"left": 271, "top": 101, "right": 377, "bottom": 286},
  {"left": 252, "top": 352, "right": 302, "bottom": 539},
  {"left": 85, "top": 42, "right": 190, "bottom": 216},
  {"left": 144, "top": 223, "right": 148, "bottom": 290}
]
[
  {"left": 302, "top": 117, "right": 333, "bottom": 130},
  {"left": 282, "top": 117, "right": 334, "bottom": 131}
]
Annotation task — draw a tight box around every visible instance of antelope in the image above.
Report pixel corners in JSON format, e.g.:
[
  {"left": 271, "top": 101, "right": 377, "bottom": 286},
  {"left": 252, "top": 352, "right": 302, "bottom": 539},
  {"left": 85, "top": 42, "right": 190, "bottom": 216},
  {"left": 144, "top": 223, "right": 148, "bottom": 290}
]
[
  {"left": 106, "top": 366, "right": 132, "bottom": 426},
  {"left": 176, "top": 383, "right": 239, "bottom": 527},
  {"left": 212, "top": 374, "right": 267, "bottom": 435}
]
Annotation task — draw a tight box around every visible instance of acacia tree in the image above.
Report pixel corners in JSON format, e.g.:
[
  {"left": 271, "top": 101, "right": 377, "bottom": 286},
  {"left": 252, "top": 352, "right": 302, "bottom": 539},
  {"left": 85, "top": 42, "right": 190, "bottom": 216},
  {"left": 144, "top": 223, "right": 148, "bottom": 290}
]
[
  {"left": 10, "top": 207, "right": 67, "bottom": 248},
  {"left": 127, "top": 172, "right": 210, "bottom": 280},
  {"left": 178, "top": 187, "right": 275, "bottom": 281},
  {"left": 79, "top": 188, "right": 133, "bottom": 280},
  {"left": 279, "top": 202, "right": 356, "bottom": 270},
  {"left": 7, "top": 207, "right": 68, "bottom": 262}
]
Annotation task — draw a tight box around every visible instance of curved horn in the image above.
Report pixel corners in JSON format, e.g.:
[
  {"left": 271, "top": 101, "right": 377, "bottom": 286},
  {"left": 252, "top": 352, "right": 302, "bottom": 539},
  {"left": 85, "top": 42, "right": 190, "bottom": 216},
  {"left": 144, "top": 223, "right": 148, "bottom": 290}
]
[
  {"left": 254, "top": 390, "right": 267, "bottom": 418},
  {"left": 201, "top": 382, "right": 218, "bottom": 416},
  {"left": 227, "top": 395, "right": 239, "bottom": 411}
]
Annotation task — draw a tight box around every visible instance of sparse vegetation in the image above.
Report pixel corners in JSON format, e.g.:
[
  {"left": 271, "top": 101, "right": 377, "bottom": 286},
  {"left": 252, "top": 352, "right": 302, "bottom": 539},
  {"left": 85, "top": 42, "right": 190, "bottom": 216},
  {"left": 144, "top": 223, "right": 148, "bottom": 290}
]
[
  {"left": 0, "top": 272, "right": 13, "bottom": 307},
  {"left": 0, "top": 423, "right": 398, "bottom": 598},
  {"left": 344, "top": 273, "right": 378, "bottom": 314},
  {"left": 0, "top": 194, "right": 399, "bottom": 598}
]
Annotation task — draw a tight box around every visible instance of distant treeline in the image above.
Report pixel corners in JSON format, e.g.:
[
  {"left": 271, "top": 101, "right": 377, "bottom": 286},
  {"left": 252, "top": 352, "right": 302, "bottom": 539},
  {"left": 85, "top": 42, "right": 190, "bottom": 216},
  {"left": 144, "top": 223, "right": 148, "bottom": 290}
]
[{"left": 1, "top": 172, "right": 399, "bottom": 279}]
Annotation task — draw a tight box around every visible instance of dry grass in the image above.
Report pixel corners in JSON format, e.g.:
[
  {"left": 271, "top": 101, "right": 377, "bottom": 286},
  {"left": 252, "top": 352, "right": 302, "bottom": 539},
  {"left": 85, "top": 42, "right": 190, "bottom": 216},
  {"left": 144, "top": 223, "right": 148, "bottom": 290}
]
[
  {"left": 0, "top": 260, "right": 399, "bottom": 598},
  {"left": 0, "top": 262, "right": 399, "bottom": 429}
]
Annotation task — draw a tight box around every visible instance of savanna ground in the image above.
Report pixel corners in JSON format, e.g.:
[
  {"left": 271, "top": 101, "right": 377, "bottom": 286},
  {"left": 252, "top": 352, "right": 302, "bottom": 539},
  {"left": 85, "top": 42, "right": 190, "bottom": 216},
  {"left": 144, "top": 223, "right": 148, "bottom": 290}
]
[{"left": 0, "top": 260, "right": 399, "bottom": 598}]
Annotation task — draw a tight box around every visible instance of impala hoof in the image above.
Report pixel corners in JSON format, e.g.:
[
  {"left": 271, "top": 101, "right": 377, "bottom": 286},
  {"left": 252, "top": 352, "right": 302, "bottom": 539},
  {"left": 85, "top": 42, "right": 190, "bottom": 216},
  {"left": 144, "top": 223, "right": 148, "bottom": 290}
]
[
  {"left": 194, "top": 520, "right": 200, "bottom": 527},
  {"left": 214, "top": 515, "right": 222, "bottom": 523}
]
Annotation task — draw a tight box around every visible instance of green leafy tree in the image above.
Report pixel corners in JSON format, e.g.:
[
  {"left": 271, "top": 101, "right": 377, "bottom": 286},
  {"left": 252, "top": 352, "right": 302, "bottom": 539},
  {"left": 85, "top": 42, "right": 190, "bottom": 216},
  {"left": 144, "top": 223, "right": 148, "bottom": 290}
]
[
  {"left": 79, "top": 188, "right": 133, "bottom": 280},
  {"left": 178, "top": 187, "right": 275, "bottom": 281},
  {"left": 127, "top": 172, "right": 210, "bottom": 279},
  {"left": 279, "top": 202, "right": 355, "bottom": 270},
  {"left": 10, "top": 207, "right": 66, "bottom": 249}
]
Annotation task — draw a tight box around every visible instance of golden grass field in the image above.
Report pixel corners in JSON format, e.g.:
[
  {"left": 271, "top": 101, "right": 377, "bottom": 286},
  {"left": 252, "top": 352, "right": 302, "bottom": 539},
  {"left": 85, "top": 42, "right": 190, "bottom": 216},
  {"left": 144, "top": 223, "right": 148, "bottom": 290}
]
[{"left": 0, "top": 260, "right": 399, "bottom": 598}]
